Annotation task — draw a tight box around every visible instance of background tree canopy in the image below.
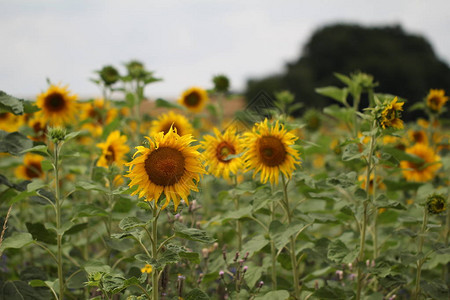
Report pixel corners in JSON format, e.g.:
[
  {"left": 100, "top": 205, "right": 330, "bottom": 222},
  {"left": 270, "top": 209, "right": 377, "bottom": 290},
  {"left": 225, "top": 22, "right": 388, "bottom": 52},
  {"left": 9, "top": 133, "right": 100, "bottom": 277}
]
[{"left": 245, "top": 23, "right": 450, "bottom": 120}]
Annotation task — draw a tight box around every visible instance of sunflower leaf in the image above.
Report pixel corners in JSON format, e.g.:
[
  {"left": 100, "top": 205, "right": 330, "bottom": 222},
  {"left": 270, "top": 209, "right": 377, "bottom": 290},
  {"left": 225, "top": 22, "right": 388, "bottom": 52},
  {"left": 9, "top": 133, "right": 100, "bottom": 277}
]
[
  {"left": 0, "top": 90, "right": 24, "bottom": 115},
  {"left": 174, "top": 223, "right": 216, "bottom": 244}
]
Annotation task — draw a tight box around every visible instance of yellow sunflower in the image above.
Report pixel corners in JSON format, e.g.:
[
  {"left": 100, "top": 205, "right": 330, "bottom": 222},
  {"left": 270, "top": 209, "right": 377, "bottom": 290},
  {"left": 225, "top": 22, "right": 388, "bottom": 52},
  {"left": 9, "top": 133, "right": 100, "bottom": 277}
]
[
  {"left": 400, "top": 143, "right": 442, "bottom": 182},
  {"left": 426, "top": 89, "right": 448, "bottom": 113},
  {"left": 178, "top": 87, "right": 209, "bottom": 113},
  {"left": 15, "top": 153, "right": 44, "bottom": 180},
  {"left": 379, "top": 97, "right": 404, "bottom": 129},
  {"left": 0, "top": 112, "right": 24, "bottom": 132},
  {"left": 36, "top": 84, "right": 78, "bottom": 126},
  {"left": 243, "top": 119, "right": 300, "bottom": 185},
  {"left": 81, "top": 98, "right": 118, "bottom": 137},
  {"left": 200, "top": 127, "right": 243, "bottom": 180},
  {"left": 96, "top": 131, "right": 130, "bottom": 168},
  {"left": 126, "top": 128, "right": 205, "bottom": 210},
  {"left": 27, "top": 117, "right": 47, "bottom": 142},
  {"left": 149, "top": 111, "right": 194, "bottom": 137},
  {"left": 141, "top": 264, "right": 152, "bottom": 274},
  {"left": 358, "top": 174, "right": 386, "bottom": 195},
  {"left": 407, "top": 129, "right": 428, "bottom": 145}
]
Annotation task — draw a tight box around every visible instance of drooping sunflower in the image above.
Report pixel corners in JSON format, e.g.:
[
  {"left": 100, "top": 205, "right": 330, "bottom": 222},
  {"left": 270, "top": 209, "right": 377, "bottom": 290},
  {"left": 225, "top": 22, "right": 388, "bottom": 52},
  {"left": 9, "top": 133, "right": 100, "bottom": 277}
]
[
  {"left": 36, "top": 84, "right": 78, "bottom": 126},
  {"left": 178, "top": 87, "right": 209, "bottom": 113},
  {"left": 126, "top": 128, "right": 205, "bottom": 210},
  {"left": 400, "top": 143, "right": 442, "bottom": 182},
  {"left": 15, "top": 153, "right": 44, "bottom": 180},
  {"left": 149, "top": 111, "right": 194, "bottom": 137},
  {"left": 96, "top": 131, "right": 130, "bottom": 168},
  {"left": 378, "top": 97, "right": 404, "bottom": 129},
  {"left": 426, "top": 89, "right": 448, "bottom": 113},
  {"left": 200, "top": 127, "right": 243, "bottom": 180},
  {"left": 243, "top": 119, "right": 300, "bottom": 185}
]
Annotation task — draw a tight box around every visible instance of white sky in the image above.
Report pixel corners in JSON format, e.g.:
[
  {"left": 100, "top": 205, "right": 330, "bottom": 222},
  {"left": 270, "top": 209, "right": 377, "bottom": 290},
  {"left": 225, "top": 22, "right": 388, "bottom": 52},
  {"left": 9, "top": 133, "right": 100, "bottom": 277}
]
[{"left": 1, "top": 0, "right": 450, "bottom": 99}]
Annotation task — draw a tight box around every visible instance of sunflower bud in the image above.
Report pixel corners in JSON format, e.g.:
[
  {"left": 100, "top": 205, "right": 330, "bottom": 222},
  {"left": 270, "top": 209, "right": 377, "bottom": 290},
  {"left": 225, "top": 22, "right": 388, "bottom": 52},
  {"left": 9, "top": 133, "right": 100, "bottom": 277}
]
[
  {"left": 303, "top": 109, "right": 321, "bottom": 132},
  {"left": 375, "top": 97, "right": 404, "bottom": 130},
  {"left": 126, "top": 60, "right": 146, "bottom": 79},
  {"left": 48, "top": 127, "right": 66, "bottom": 143},
  {"left": 213, "top": 74, "right": 230, "bottom": 93},
  {"left": 426, "top": 194, "right": 447, "bottom": 215},
  {"left": 99, "top": 65, "right": 120, "bottom": 86}
]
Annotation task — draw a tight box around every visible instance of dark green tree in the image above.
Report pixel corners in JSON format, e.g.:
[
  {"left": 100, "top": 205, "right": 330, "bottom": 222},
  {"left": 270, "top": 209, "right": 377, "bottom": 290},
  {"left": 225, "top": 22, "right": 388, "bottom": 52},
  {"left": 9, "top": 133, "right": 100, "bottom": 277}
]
[{"left": 245, "top": 24, "right": 450, "bottom": 120}]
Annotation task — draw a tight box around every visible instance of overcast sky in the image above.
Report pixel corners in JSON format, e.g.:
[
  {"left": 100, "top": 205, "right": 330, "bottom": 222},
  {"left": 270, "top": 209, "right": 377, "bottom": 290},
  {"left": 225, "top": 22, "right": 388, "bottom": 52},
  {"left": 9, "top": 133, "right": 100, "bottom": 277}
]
[{"left": 2, "top": 0, "right": 450, "bottom": 100}]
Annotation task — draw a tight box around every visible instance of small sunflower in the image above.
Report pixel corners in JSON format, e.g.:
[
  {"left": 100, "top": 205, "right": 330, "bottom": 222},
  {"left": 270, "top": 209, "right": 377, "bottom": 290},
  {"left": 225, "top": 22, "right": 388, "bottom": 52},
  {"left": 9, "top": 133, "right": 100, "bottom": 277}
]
[
  {"left": 426, "top": 89, "right": 448, "bottom": 113},
  {"left": 358, "top": 174, "right": 386, "bottom": 195},
  {"left": 0, "top": 112, "right": 24, "bottom": 132},
  {"left": 27, "top": 117, "right": 47, "bottom": 142},
  {"left": 36, "top": 84, "right": 78, "bottom": 126},
  {"left": 243, "top": 119, "right": 300, "bottom": 185},
  {"left": 407, "top": 129, "right": 428, "bottom": 145},
  {"left": 149, "top": 111, "right": 194, "bottom": 137},
  {"left": 141, "top": 264, "right": 152, "bottom": 274},
  {"left": 400, "top": 143, "right": 442, "bottom": 182},
  {"left": 82, "top": 99, "right": 117, "bottom": 137},
  {"left": 378, "top": 97, "right": 404, "bottom": 129},
  {"left": 126, "top": 128, "right": 205, "bottom": 210},
  {"left": 426, "top": 194, "right": 447, "bottom": 215},
  {"left": 200, "top": 127, "right": 243, "bottom": 180},
  {"left": 178, "top": 87, "right": 209, "bottom": 113},
  {"left": 96, "top": 131, "right": 130, "bottom": 168},
  {"left": 15, "top": 153, "right": 44, "bottom": 180}
]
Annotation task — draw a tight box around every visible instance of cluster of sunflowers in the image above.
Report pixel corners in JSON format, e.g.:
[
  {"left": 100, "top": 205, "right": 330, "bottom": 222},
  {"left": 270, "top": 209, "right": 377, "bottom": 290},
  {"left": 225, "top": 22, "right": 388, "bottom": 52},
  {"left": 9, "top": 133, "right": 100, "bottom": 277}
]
[{"left": 0, "top": 68, "right": 449, "bottom": 300}]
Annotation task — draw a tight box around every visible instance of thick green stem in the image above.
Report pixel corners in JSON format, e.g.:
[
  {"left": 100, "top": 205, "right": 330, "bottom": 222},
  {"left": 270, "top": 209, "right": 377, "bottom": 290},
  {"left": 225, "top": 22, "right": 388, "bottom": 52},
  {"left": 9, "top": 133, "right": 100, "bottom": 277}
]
[
  {"left": 356, "top": 124, "right": 376, "bottom": 300},
  {"left": 281, "top": 175, "right": 300, "bottom": 299},
  {"left": 270, "top": 200, "right": 277, "bottom": 290},
  {"left": 152, "top": 203, "right": 159, "bottom": 300},
  {"left": 234, "top": 177, "right": 242, "bottom": 251},
  {"left": 54, "top": 143, "right": 64, "bottom": 300},
  {"left": 414, "top": 209, "right": 428, "bottom": 299}
]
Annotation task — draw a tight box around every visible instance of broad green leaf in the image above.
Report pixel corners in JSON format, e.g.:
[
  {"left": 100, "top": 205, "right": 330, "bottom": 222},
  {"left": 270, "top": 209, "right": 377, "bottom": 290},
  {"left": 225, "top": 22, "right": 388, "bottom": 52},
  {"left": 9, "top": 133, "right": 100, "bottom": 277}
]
[
  {"left": 119, "top": 216, "right": 146, "bottom": 231},
  {"left": 315, "top": 86, "right": 348, "bottom": 104},
  {"left": 327, "top": 239, "right": 358, "bottom": 263},
  {"left": 20, "top": 145, "right": 49, "bottom": 156},
  {"left": 0, "top": 232, "right": 33, "bottom": 253},
  {"left": 0, "top": 131, "right": 34, "bottom": 155},
  {"left": 255, "top": 290, "right": 290, "bottom": 300},
  {"left": 241, "top": 235, "right": 269, "bottom": 257},
  {"left": 76, "top": 180, "right": 108, "bottom": 192},
  {"left": 174, "top": 223, "right": 216, "bottom": 244},
  {"left": 0, "top": 91, "right": 24, "bottom": 114},
  {"left": 2, "top": 280, "right": 51, "bottom": 300},
  {"left": 74, "top": 204, "right": 108, "bottom": 218},
  {"left": 155, "top": 98, "right": 182, "bottom": 109},
  {"left": 185, "top": 288, "right": 210, "bottom": 300},
  {"left": 270, "top": 220, "right": 310, "bottom": 250},
  {"left": 220, "top": 206, "right": 252, "bottom": 223},
  {"left": 84, "top": 261, "right": 111, "bottom": 274},
  {"left": 26, "top": 222, "right": 57, "bottom": 245}
]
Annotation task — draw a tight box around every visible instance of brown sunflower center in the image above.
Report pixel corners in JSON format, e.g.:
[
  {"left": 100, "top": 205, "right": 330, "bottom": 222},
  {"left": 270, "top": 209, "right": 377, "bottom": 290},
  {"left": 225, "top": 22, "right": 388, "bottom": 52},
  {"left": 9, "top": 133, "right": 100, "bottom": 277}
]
[
  {"left": 258, "top": 136, "right": 286, "bottom": 167},
  {"left": 216, "top": 141, "right": 236, "bottom": 163},
  {"left": 25, "top": 162, "right": 42, "bottom": 179},
  {"left": 145, "top": 147, "right": 185, "bottom": 186},
  {"left": 44, "top": 92, "right": 66, "bottom": 112},
  {"left": 184, "top": 92, "right": 201, "bottom": 107},
  {"left": 105, "top": 145, "right": 116, "bottom": 165},
  {"left": 161, "top": 122, "right": 178, "bottom": 135},
  {"left": 428, "top": 97, "right": 440, "bottom": 108},
  {"left": 413, "top": 131, "right": 424, "bottom": 143},
  {"left": 0, "top": 113, "right": 8, "bottom": 120}
]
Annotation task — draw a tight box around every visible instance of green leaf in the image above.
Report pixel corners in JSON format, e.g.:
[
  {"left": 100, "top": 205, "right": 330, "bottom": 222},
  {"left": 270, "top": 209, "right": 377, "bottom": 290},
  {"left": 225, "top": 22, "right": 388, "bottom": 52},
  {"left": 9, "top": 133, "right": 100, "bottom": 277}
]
[
  {"left": 101, "top": 118, "right": 120, "bottom": 139},
  {"left": 255, "top": 290, "right": 290, "bottom": 300},
  {"left": 241, "top": 235, "right": 269, "bottom": 257},
  {"left": 220, "top": 206, "right": 252, "bottom": 223},
  {"left": 0, "top": 131, "right": 34, "bottom": 155},
  {"left": 0, "top": 91, "right": 24, "bottom": 114},
  {"left": 315, "top": 86, "right": 348, "bottom": 105},
  {"left": 74, "top": 204, "right": 108, "bottom": 218},
  {"left": 65, "top": 223, "right": 89, "bottom": 235},
  {"left": 313, "top": 284, "right": 354, "bottom": 299},
  {"left": 20, "top": 145, "right": 49, "bottom": 156},
  {"left": 83, "top": 261, "right": 111, "bottom": 274},
  {"left": 382, "top": 146, "right": 424, "bottom": 164},
  {"left": 327, "top": 239, "right": 358, "bottom": 263},
  {"left": 185, "top": 288, "right": 210, "bottom": 300},
  {"left": 76, "top": 180, "right": 108, "bottom": 192},
  {"left": 119, "top": 216, "right": 146, "bottom": 231},
  {"left": 155, "top": 98, "right": 182, "bottom": 109},
  {"left": 2, "top": 280, "right": 50, "bottom": 300},
  {"left": 174, "top": 223, "right": 216, "bottom": 244},
  {"left": 0, "top": 232, "right": 33, "bottom": 253},
  {"left": 270, "top": 220, "right": 309, "bottom": 250},
  {"left": 26, "top": 222, "right": 57, "bottom": 244}
]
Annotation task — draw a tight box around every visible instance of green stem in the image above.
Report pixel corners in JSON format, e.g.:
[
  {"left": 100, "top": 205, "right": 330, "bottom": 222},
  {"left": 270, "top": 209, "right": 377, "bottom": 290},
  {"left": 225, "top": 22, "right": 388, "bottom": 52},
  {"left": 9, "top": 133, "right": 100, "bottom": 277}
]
[
  {"left": 152, "top": 203, "right": 159, "bottom": 300},
  {"left": 356, "top": 123, "right": 376, "bottom": 300},
  {"left": 353, "top": 94, "right": 361, "bottom": 138},
  {"left": 444, "top": 188, "right": 450, "bottom": 286},
  {"left": 270, "top": 199, "right": 277, "bottom": 290},
  {"left": 53, "top": 143, "right": 65, "bottom": 300},
  {"left": 281, "top": 175, "right": 300, "bottom": 299},
  {"left": 414, "top": 209, "right": 428, "bottom": 300},
  {"left": 234, "top": 177, "right": 242, "bottom": 251}
]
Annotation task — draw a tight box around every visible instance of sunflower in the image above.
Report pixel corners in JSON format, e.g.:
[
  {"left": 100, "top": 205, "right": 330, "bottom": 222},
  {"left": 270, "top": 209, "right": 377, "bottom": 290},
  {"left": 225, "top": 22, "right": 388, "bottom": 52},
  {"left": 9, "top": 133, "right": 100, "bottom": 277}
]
[
  {"left": 426, "top": 89, "right": 448, "bottom": 113},
  {"left": 0, "top": 112, "right": 24, "bottom": 132},
  {"left": 15, "top": 153, "right": 44, "bottom": 180},
  {"left": 149, "top": 111, "right": 194, "bottom": 137},
  {"left": 141, "top": 264, "right": 152, "bottom": 274},
  {"left": 178, "top": 87, "right": 208, "bottom": 113},
  {"left": 358, "top": 174, "right": 386, "bottom": 194},
  {"left": 27, "top": 117, "right": 47, "bottom": 142},
  {"left": 407, "top": 129, "right": 428, "bottom": 145},
  {"left": 400, "top": 143, "right": 442, "bottom": 182},
  {"left": 378, "top": 97, "right": 404, "bottom": 129},
  {"left": 96, "top": 131, "right": 130, "bottom": 168},
  {"left": 36, "top": 84, "right": 78, "bottom": 126},
  {"left": 200, "top": 127, "right": 243, "bottom": 180},
  {"left": 126, "top": 128, "right": 205, "bottom": 210},
  {"left": 81, "top": 98, "right": 117, "bottom": 137},
  {"left": 243, "top": 119, "right": 300, "bottom": 185}
]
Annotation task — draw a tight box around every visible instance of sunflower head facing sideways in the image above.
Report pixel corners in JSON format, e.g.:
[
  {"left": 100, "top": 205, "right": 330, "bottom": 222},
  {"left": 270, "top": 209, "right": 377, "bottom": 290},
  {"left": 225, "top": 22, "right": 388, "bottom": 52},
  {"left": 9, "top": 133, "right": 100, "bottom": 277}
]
[
  {"left": 378, "top": 97, "right": 404, "bottom": 130},
  {"left": 243, "top": 119, "right": 300, "bottom": 185},
  {"left": 15, "top": 153, "right": 44, "bottom": 180},
  {"left": 426, "top": 89, "right": 448, "bottom": 113},
  {"left": 149, "top": 111, "right": 194, "bottom": 137},
  {"left": 400, "top": 143, "right": 442, "bottom": 182},
  {"left": 126, "top": 127, "right": 206, "bottom": 210},
  {"left": 201, "top": 126, "right": 243, "bottom": 180},
  {"left": 96, "top": 131, "right": 130, "bottom": 168},
  {"left": 178, "top": 87, "right": 209, "bottom": 113},
  {"left": 36, "top": 84, "right": 78, "bottom": 126}
]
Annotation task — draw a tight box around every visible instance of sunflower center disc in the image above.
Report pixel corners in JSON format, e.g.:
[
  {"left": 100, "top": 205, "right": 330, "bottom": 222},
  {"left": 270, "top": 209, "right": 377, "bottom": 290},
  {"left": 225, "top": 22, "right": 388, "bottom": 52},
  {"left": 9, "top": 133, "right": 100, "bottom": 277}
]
[
  {"left": 185, "top": 92, "right": 200, "bottom": 107},
  {"left": 429, "top": 97, "right": 439, "bottom": 109},
  {"left": 0, "top": 113, "right": 7, "bottom": 120},
  {"left": 105, "top": 145, "right": 116, "bottom": 165},
  {"left": 258, "top": 136, "right": 286, "bottom": 167},
  {"left": 45, "top": 92, "right": 66, "bottom": 112},
  {"left": 25, "top": 162, "right": 42, "bottom": 178},
  {"left": 216, "top": 142, "right": 236, "bottom": 163},
  {"left": 145, "top": 147, "right": 185, "bottom": 186},
  {"left": 162, "top": 122, "right": 178, "bottom": 135}
]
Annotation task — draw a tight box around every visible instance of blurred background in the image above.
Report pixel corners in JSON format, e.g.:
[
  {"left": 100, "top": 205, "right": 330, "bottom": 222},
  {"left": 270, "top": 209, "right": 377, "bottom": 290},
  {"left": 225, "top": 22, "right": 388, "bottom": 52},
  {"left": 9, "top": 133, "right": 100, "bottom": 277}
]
[{"left": 2, "top": 0, "right": 450, "bottom": 119}]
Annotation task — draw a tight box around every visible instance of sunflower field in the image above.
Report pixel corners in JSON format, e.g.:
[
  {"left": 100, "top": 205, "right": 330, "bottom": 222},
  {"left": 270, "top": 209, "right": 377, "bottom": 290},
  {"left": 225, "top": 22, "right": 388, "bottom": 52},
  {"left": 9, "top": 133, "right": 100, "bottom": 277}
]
[{"left": 0, "top": 63, "right": 449, "bottom": 300}]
